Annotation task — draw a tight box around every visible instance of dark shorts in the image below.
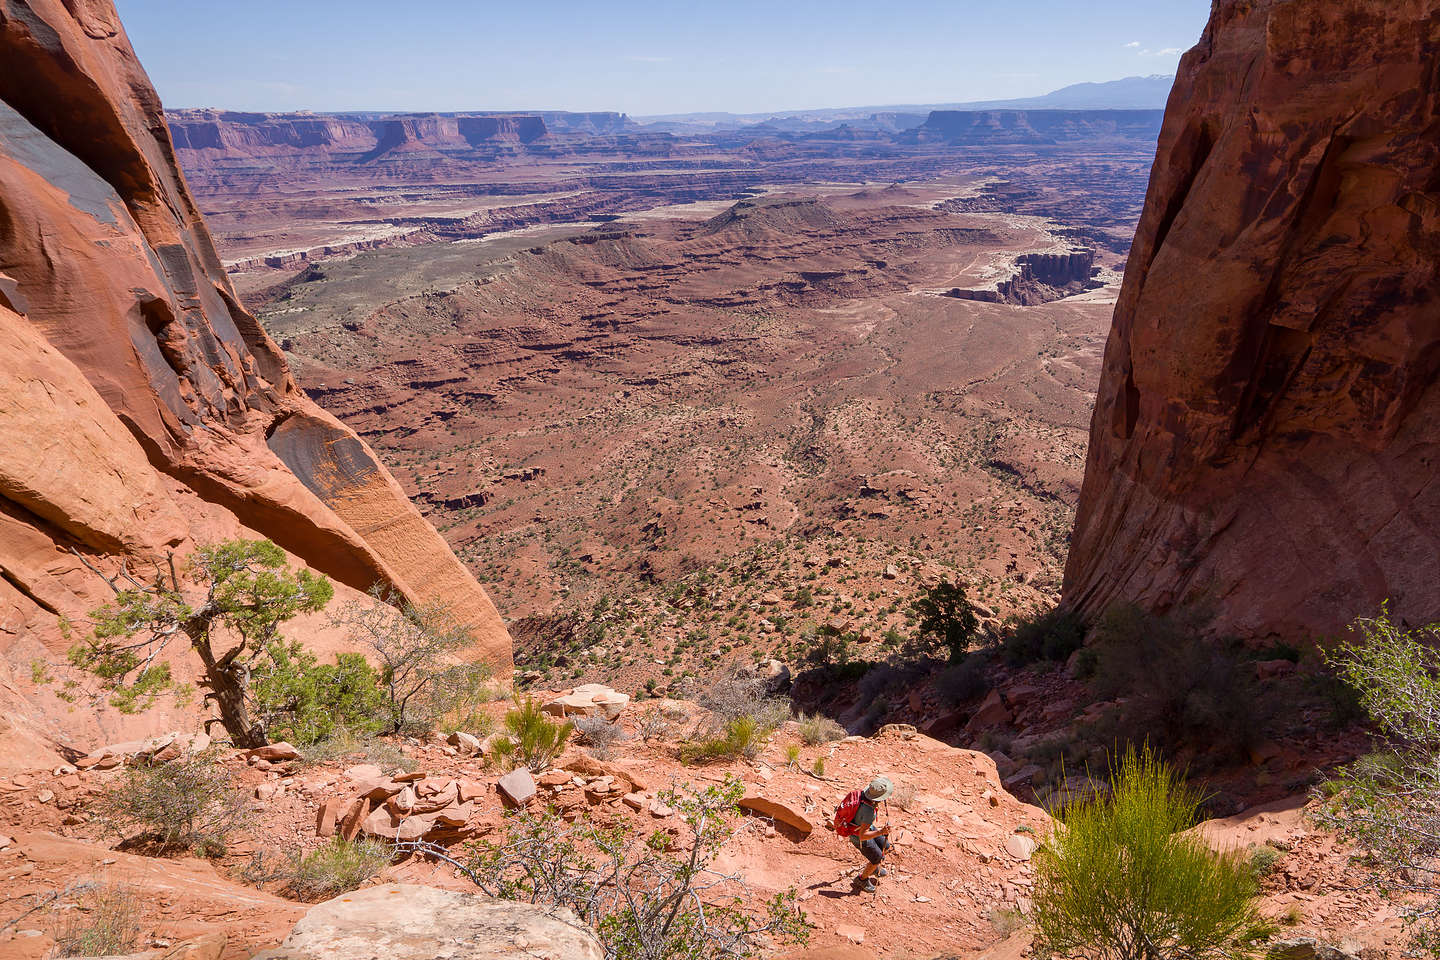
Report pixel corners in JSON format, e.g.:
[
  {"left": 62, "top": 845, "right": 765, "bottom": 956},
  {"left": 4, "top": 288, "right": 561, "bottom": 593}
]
[{"left": 854, "top": 835, "right": 890, "bottom": 864}]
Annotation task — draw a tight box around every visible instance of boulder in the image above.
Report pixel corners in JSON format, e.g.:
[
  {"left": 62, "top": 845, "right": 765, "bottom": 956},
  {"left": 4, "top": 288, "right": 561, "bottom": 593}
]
[
  {"left": 498, "top": 768, "right": 537, "bottom": 807},
  {"left": 251, "top": 884, "right": 603, "bottom": 960},
  {"left": 543, "top": 683, "right": 629, "bottom": 720},
  {"left": 246, "top": 743, "right": 301, "bottom": 762},
  {"left": 1004, "top": 833, "right": 1037, "bottom": 861},
  {"left": 738, "top": 793, "right": 813, "bottom": 836},
  {"left": 964, "top": 691, "right": 1012, "bottom": 733},
  {"left": 448, "top": 731, "right": 482, "bottom": 755}
]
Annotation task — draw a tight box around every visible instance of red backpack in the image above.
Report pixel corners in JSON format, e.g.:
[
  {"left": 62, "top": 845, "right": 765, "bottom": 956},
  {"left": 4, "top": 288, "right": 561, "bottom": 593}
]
[{"left": 833, "top": 789, "right": 865, "bottom": 837}]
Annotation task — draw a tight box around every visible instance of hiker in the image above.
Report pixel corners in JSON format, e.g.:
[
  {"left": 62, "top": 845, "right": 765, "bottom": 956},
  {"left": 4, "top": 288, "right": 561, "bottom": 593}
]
[{"left": 836, "top": 776, "right": 893, "bottom": 892}]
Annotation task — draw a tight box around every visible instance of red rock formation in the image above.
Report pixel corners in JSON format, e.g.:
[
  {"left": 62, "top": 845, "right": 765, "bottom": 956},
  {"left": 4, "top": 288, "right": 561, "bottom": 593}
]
[
  {"left": 0, "top": 0, "right": 511, "bottom": 764},
  {"left": 1063, "top": 0, "right": 1440, "bottom": 640}
]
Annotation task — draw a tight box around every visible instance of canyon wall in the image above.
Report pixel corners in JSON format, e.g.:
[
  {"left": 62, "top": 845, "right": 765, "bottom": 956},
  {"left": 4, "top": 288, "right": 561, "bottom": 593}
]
[
  {"left": 1063, "top": 0, "right": 1440, "bottom": 640},
  {"left": 0, "top": 0, "right": 511, "bottom": 765}
]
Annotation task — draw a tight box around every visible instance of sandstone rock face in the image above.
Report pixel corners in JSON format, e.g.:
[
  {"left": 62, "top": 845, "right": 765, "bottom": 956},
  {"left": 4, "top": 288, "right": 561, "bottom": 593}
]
[
  {"left": 1063, "top": 0, "right": 1440, "bottom": 640},
  {"left": 252, "top": 884, "right": 603, "bottom": 960},
  {"left": 0, "top": 0, "right": 510, "bottom": 766}
]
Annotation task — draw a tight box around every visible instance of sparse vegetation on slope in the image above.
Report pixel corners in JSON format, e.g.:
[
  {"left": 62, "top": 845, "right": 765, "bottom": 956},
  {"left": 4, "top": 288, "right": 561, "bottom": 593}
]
[{"left": 1313, "top": 604, "right": 1440, "bottom": 955}]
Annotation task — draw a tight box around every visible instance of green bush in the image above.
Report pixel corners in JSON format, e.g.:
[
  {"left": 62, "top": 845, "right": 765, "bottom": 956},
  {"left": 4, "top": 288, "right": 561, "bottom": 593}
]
[
  {"left": 934, "top": 653, "right": 991, "bottom": 706},
  {"left": 97, "top": 752, "right": 248, "bottom": 856},
  {"left": 331, "top": 585, "right": 495, "bottom": 735},
  {"left": 251, "top": 644, "right": 387, "bottom": 745},
  {"left": 680, "top": 715, "right": 764, "bottom": 764},
  {"left": 1032, "top": 746, "right": 1271, "bottom": 960},
  {"left": 287, "top": 836, "right": 393, "bottom": 901},
  {"left": 1312, "top": 604, "right": 1440, "bottom": 954},
  {"left": 1086, "top": 604, "right": 1267, "bottom": 761},
  {"left": 469, "top": 777, "right": 808, "bottom": 958},
  {"left": 492, "top": 696, "right": 574, "bottom": 772},
  {"left": 913, "top": 581, "right": 978, "bottom": 662},
  {"left": 998, "top": 606, "right": 1085, "bottom": 667}
]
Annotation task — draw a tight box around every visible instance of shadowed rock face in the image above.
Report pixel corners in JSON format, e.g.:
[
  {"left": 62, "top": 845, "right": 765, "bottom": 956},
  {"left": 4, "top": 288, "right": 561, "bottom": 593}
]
[
  {"left": 0, "top": 0, "right": 511, "bottom": 760},
  {"left": 1063, "top": 0, "right": 1440, "bottom": 640}
]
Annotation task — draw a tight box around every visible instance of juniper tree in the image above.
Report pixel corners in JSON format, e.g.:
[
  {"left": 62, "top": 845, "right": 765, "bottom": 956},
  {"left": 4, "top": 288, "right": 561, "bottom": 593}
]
[{"left": 70, "top": 539, "right": 332, "bottom": 747}]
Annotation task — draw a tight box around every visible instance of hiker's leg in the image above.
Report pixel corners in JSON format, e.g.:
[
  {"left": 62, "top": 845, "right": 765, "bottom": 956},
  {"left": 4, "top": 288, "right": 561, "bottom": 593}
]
[{"left": 857, "top": 838, "right": 884, "bottom": 880}]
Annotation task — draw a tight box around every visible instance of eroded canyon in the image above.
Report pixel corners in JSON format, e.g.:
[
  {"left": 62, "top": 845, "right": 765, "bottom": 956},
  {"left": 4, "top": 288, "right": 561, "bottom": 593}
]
[{"left": 176, "top": 109, "right": 1158, "bottom": 694}]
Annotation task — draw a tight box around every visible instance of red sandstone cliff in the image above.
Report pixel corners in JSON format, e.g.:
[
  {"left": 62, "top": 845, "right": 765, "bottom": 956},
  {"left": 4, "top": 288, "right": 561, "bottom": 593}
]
[
  {"left": 0, "top": 0, "right": 511, "bottom": 765},
  {"left": 1063, "top": 0, "right": 1440, "bottom": 640}
]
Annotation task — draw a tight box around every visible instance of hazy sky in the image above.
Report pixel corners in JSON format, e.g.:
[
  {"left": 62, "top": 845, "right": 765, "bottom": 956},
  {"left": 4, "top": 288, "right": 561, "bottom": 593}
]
[{"left": 116, "top": 0, "right": 1211, "bottom": 116}]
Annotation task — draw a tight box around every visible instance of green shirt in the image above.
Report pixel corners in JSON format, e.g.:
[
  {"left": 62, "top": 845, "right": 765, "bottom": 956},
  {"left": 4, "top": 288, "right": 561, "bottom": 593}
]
[{"left": 848, "top": 798, "right": 877, "bottom": 848}]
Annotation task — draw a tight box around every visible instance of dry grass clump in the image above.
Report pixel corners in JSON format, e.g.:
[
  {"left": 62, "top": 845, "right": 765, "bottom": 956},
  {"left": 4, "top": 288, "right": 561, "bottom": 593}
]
[
  {"left": 51, "top": 882, "right": 141, "bottom": 958},
  {"left": 287, "top": 837, "right": 393, "bottom": 901},
  {"left": 796, "top": 712, "right": 846, "bottom": 745}
]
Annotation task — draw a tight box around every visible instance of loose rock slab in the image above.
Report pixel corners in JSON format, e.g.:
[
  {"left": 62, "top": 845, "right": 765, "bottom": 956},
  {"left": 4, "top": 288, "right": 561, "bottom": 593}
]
[
  {"left": 252, "top": 884, "right": 602, "bottom": 959},
  {"left": 738, "top": 793, "right": 813, "bottom": 836}
]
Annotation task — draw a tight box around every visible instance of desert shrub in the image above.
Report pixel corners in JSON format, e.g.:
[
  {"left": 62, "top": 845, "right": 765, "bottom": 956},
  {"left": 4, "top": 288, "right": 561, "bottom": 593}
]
[
  {"left": 680, "top": 715, "right": 764, "bottom": 764},
  {"left": 467, "top": 777, "right": 809, "bottom": 960},
  {"left": 811, "top": 756, "right": 826, "bottom": 777},
  {"left": 96, "top": 752, "right": 247, "bottom": 855},
  {"left": 51, "top": 882, "right": 141, "bottom": 957},
  {"left": 634, "top": 707, "right": 675, "bottom": 742},
  {"left": 998, "top": 606, "right": 1085, "bottom": 667},
  {"left": 250, "top": 644, "right": 386, "bottom": 745},
  {"left": 297, "top": 726, "right": 415, "bottom": 771},
  {"left": 913, "top": 581, "right": 979, "bottom": 661},
  {"left": 805, "top": 632, "right": 852, "bottom": 667},
  {"left": 935, "top": 653, "right": 991, "bottom": 706},
  {"left": 1032, "top": 745, "right": 1270, "bottom": 960},
  {"left": 574, "top": 715, "right": 627, "bottom": 760},
  {"left": 891, "top": 780, "right": 918, "bottom": 811},
  {"left": 1246, "top": 844, "right": 1283, "bottom": 880},
  {"left": 331, "top": 585, "right": 494, "bottom": 735},
  {"left": 287, "top": 836, "right": 393, "bottom": 901},
  {"left": 856, "top": 663, "right": 905, "bottom": 704},
  {"left": 1086, "top": 604, "right": 1266, "bottom": 761},
  {"left": 492, "top": 696, "right": 573, "bottom": 772},
  {"left": 1312, "top": 604, "right": 1440, "bottom": 954},
  {"left": 988, "top": 906, "right": 1026, "bottom": 937},
  {"left": 784, "top": 744, "right": 801, "bottom": 769},
  {"left": 796, "top": 712, "right": 846, "bottom": 745},
  {"left": 699, "top": 672, "right": 790, "bottom": 731},
  {"left": 71, "top": 538, "right": 333, "bottom": 747}
]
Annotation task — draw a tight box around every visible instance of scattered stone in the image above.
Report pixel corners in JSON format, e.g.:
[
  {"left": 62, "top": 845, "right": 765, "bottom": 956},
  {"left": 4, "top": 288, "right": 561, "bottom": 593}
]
[
  {"left": 875, "top": 723, "right": 917, "bottom": 739},
  {"left": 1268, "top": 939, "right": 1360, "bottom": 960},
  {"left": 447, "top": 731, "right": 482, "bottom": 755},
  {"left": 344, "top": 764, "right": 383, "bottom": 783},
  {"left": 1005, "top": 833, "right": 1037, "bottom": 861},
  {"left": 836, "top": 923, "right": 866, "bottom": 944},
  {"left": 246, "top": 742, "right": 301, "bottom": 762},
  {"left": 648, "top": 800, "right": 674, "bottom": 819},
  {"left": 622, "top": 792, "right": 645, "bottom": 811},
  {"left": 316, "top": 798, "right": 345, "bottom": 838},
  {"left": 36, "top": 788, "right": 54, "bottom": 803},
  {"left": 498, "top": 768, "right": 537, "bottom": 807},
  {"left": 964, "top": 691, "right": 1013, "bottom": 733}
]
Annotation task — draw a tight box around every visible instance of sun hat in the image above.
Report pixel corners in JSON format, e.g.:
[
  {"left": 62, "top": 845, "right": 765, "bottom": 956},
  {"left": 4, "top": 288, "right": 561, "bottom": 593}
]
[{"left": 864, "top": 776, "right": 893, "bottom": 802}]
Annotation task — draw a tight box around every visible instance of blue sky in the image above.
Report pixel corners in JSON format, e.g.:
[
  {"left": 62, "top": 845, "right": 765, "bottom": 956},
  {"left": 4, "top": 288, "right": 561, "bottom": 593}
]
[{"left": 116, "top": 0, "right": 1211, "bottom": 116}]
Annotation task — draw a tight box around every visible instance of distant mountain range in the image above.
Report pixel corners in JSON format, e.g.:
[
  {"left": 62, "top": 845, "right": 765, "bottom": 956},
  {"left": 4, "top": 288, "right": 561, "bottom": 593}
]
[{"left": 635, "top": 75, "right": 1176, "bottom": 132}]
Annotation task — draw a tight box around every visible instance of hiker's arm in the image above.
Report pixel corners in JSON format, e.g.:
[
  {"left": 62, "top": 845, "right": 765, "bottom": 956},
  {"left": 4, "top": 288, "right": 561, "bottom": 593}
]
[{"left": 857, "top": 824, "right": 890, "bottom": 840}]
